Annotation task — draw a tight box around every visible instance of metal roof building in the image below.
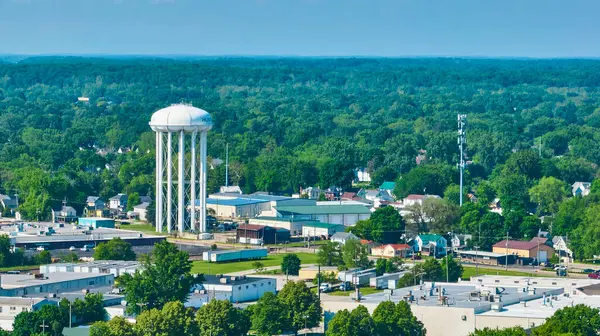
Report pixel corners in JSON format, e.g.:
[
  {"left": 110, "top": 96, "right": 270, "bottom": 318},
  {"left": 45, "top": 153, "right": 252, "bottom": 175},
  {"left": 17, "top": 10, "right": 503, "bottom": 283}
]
[{"left": 276, "top": 205, "right": 371, "bottom": 226}]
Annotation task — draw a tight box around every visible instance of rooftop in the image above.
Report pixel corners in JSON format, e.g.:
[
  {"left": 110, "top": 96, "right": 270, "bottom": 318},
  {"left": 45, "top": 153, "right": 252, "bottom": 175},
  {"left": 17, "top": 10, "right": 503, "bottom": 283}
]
[
  {"left": 0, "top": 297, "right": 46, "bottom": 306},
  {"left": 276, "top": 205, "right": 371, "bottom": 215},
  {"left": 458, "top": 250, "right": 510, "bottom": 258},
  {"left": 492, "top": 240, "right": 539, "bottom": 250},
  {"left": 302, "top": 222, "right": 345, "bottom": 229},
  {"left": 379, "top": 181, "right": 396, "bottom": 190},
  {"left": 1, "top": 272, "right": 113, "bottom": 289},
  {"left": 205, "top": 198, "right": 269, "bottom": 207},
  {"left": 203, "top": 274, "right": 273, "bottom": 286}
]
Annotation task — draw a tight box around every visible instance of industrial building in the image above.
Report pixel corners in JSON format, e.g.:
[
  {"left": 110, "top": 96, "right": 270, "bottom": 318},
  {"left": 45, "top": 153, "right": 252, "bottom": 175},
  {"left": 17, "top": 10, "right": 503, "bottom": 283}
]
[
  {"left": 40, "top": 260, "right": 141, "bottom": 277},
  {"left": 78, "top": 217, "right": 115, "bottom": 229},
  {"left": 0, "top": 273, "right": 115, "bottom": 297},
  {"left": 492, "top": 239, "right": 555, "bottom": 262},
  {"left": 0, "top": 297, "right": 55, "bottom": 331},
  {"left": 0, "top": 222, "right": 165, "bottom": 249},
  {"left": 301, "top": 222, "right": 346, "bottom": 238},
  {"left": 202, "top": 249, "right": 268, "bottom": 262},
  {"left": 322, "top": 281, "right": 563, "bottom": 336},
  {"left": 205, "top": 198, "right": 270, "bottom": 218},
  {"left": 248, "top": 217, "right": 308, "bottom": 236},
  {"left": 198, "top": 275, "right": 276, "bottom": 303},
  {"left": 236, "top": 224, "right": 290, "bottom": 245},
  {"left": 369, "top": 271, "right": 407, "bottom": 289},
  {"left": 337, "top": 268, "right": 376, "bottom": 286},
  {"left": 275, "top": 204, "right": 371, "bottom": 226},
  {"left": 458, "top": 250, "right": 518, "bottom": 266}
]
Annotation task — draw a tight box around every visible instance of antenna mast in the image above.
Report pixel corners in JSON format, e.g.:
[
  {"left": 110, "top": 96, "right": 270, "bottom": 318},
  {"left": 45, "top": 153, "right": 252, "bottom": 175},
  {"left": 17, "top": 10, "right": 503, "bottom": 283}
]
[{"left": 458, "top": 114, "right": 467, "bottom": 206}]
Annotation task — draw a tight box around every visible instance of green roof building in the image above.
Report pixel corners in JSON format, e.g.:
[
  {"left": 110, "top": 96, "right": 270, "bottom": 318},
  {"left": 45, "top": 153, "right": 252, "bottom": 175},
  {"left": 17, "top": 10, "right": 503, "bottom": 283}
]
[{"left": 379, "top": 181, "right": 396, "bottom": 191}]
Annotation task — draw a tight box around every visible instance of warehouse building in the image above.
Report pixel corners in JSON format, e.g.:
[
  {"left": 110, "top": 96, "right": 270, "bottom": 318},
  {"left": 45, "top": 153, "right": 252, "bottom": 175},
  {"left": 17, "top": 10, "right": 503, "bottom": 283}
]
[
  {"left": 236, "top": 224, "right": 290, "bottom": 245},
  {"left": 205, "top": 198, "right": 270, "bottom": 218},
  {"left": 40, "top": 260, "right": 141, "bottom": 277},
  {"left": 275, "top": 205, "right": 371, "bottom": 226},
  {"left": 301, "top": 222, "right": 346, "bottom": 238},
  {"left": 249, "top": 217, "right": 310, "bottom": 236},
  {"left": 197, "top": 275, "right": 277, "bottom": 303},
  {"left": 458, "top": 250, "right": 518, "bottom": 266},
  {"left": 492, "top": 239, "right": 554, "bottom": 262},
  {"left": 0, "top": 273, "right": 115, "bottom": 297},
  {"left": 0, "top": 298, "right": 55, "bottom": 331}
]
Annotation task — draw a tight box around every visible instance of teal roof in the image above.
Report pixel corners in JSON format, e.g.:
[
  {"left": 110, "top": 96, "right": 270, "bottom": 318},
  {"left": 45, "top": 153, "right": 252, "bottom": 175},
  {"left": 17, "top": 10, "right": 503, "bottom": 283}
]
[
  {"left": 303, "top": 222, "right": 345, "bottom": 229},
  {"left": 379, "top": 181, "right": 396, "bottom": 190},
  {"left": 418, "top": 234, "right": 443, "bottom": 244},
  {"left": 277, "top": 205, "right": 371, "bottom": 215}
]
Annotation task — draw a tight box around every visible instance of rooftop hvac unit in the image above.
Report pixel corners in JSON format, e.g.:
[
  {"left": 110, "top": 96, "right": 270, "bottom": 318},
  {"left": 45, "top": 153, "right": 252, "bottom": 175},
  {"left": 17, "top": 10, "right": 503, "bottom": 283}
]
[
  {"left": 230, "top": 276, "right": 237, "bottom": 281},
  {"left": 121, "top": 300, "right": 127, "bottom": 306},
  {"left": 219, "top": 278, "right": 229, "bottom": 284}
]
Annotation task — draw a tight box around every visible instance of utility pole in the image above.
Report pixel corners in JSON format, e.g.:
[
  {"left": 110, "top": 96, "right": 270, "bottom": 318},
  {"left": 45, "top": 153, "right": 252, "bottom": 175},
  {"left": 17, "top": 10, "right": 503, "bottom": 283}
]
[
  {"left": 225, "top": 143, "right": 229, "bottom": 187},
  {"left": 317, "top": 264, "right": 321, "bottom": 300},
  {"left": 458, "top": 114, "right": 467, "bottom": 206},
  {"left": 505, "top": 232, "right": 509, "bottom": 270},
  {"left": 40, "top": 320, "right": 48, "bottom": 334}
]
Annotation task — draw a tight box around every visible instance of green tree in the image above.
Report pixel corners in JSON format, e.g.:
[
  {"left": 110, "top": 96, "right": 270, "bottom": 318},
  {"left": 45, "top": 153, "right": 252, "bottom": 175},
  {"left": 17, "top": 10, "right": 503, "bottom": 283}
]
[
  {"left": 93, "top": 237, "right": 136, "bottom": 261},
  {"left": 476, "top": 181, "right": 496, "bottom": 205},
  {"left": 393, "top": 164, "right": 456, "bottom": 199},
  {"left": 317, "top": 241, "right": 343, "bottom": 267},
  {"left": 196, "top": 300, "right": 250, "bottom": 336},
  {"left": 372, "top": 301, "right": 425, "bottom": 336},
  {"left": 375, "top": 258, "right": 398, "bottom": 277},
  {"left": 90, "top": 317, "right": 136, "bottom": 336},
  {"left": 444, "top": 184, "right": 467, "bottom": 205},
  {"left": 281, "top": 253, "right": 301, "bottom": 276},
  {"left": 278, "top": 281, "right": 322, "bottom": 335},
  {"left": 34, "top": 250, "right": 52, "bottom": 265},
  {"left": 503, "top": 149, "right": 542, "bottom": 180},
  {"left": 252, "top": 261, "right": 264, "bottom": 273},
  {"left": 529, "top": 177, "right": 569, "bottom": 215},
  {"left": 120, "top": 241, "right": 195, "bottom": 314},
  {"left": 470, "top": 326, "right": 528, "bottom": 336},
  {"left": 326, "top": 305, "right": 375, "bottom": 336},
  {"left": 136, "top": 301, "right": 199, "bottom": 336},
  {"left": 70, "top": 293, "right": 106, "bottom": 325},
  {"left": 421, "top": 258, "right": 444, "bottom": 281},
  {"left": 533, "top": 304, "right": 600, "bottom": 336},
  {"left": 440, "top": 256, "right": 464, "bottom": 282},
  {"left": 251, "top": 292, "right": 292, "bottom": 336},
  {"left": 369, "top": 206, "right": 406, "bottom": 243},
  {"left": 341, "top": 239, "right": 371, "bottom": 270}
]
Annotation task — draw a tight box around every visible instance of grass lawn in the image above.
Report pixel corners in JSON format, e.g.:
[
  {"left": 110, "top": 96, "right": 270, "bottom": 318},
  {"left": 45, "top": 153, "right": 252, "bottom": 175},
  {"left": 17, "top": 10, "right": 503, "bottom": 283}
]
[
  {"left": 118, "top": 223, "right": 166, "bottom": 235},
  {"left": 329, "top": 287, "right": 384, "bottom": 296},
  {"left": 461, "top": 266, "right": 545, "bottom": 280},
  {"left": 191, "top": 252, "right": 319, "bottom": 274},
  {"left": 0, "top": 265, "right": 39, "bottom": 272}
]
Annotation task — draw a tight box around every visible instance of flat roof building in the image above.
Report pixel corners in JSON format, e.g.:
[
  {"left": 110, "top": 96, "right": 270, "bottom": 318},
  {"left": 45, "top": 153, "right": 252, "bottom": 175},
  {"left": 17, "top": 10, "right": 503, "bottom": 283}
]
[
  {"left": 205, "top": 198, "right": 270, "bottom": 219},
  {"left": 198, "top": 275, "right": 276, "bottom": 303},
  {"left": 458, "top": 250, "right": 518, "bottom": 266},
  {"left": 301, "top": 222, "right": 346, "bottom": 238},
  {"left": 40, "top": 260, "right": 141, "bottom": 277},
  {"left": 276, "top": 205, "right": 371, "bottom": 226},
  {"left": 0, "top": 273, "right": 115, "bottom": 297}
]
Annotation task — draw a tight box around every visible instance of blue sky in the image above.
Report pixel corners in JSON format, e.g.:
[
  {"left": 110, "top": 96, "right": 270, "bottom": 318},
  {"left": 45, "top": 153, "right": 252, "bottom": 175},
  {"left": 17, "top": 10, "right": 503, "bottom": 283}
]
[{"left": 0, "top": 0, "right": 598, "bottom": 57}]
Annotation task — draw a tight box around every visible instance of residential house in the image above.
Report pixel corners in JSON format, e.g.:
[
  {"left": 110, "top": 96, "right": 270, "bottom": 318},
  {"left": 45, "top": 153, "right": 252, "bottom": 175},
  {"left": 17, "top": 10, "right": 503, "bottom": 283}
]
[
  {"left": 415, "top": 149, "right": 428, "bottom": 165},
  {"left": 492, "top": 238, "right": 555, "bottom": 262},
  {"left": 572, "top": 182, "right": 592, "bottom": 197},
  {"left": 52, "top": 206, "right": 78, "bottom": 223},
  {"left": 412, "top": 234, "right": 448, "bottom": 257},
  {"left": 379, "top": 181, "right": 396, "bottom": 195},
  {"left": 360, "top": 239, "right": 382, "bottom": 254},
  {"left": 371, "top": 244, "right": 411, "bottom": 258},
  {"left": 133, "top": 202, "right": 150, "bottom": 221},
  {"left": 109, "top": 194, "right": 128, "bottom": 211},
  {"left": 354, "top": 168, "right": 371, "bottom": 183},
  {"left": 86, "top": 196, "right": 105, "bottom": 210},
  {"left": 402, "top": 194, "right": 441, "bottom": 207},
  {"left": 330, "top": 232, "right": 358, "bottom": 245},
  {"left": 325, "top": 187, "right": 343, "bottom": 201},
  {"left": 300, "top": 187, "right": 322, "bottom": 200},
  {"left": 341, "top": 191, "right": 358, "bottom": 201},
  {"left": 140, "top": 195, "right": 152, "bottom": 204},
  {"left": 489, "top": 198, "right": 503, "bottom": 215},
  {"left": 552, "top": 236, "right": 573, "bottom": 262},
  {"left": 450, "top": 234, "right": 473, "bottom": 252}
]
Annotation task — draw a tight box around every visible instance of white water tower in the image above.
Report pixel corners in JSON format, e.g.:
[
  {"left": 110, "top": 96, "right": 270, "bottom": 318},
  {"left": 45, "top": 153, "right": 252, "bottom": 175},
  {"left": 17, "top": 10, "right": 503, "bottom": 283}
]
[{"left": 150, "top": 104, "right": 212, "bottom": 235}]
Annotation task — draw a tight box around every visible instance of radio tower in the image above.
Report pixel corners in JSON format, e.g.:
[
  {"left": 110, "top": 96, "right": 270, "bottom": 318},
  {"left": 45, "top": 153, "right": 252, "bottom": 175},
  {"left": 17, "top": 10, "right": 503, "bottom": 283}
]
[{"left": 458, "top": 114, "right": 467, "bottom": 206}]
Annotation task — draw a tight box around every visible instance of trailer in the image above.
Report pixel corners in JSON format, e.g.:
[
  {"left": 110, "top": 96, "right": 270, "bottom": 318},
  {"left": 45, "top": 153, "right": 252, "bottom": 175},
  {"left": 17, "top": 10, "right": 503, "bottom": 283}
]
[
  {"left": 203, "top": 248, "right": 268, "bottom": 262},
  {"left": 369, "top": 271, "right": 407, "bottom": 289},
  {"left": 338, "top": 268, "right": 376, "bottom": 286}
]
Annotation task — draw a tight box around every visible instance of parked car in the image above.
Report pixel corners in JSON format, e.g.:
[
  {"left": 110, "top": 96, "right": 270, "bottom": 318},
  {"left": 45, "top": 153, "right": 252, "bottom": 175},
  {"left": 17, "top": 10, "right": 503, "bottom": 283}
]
[
  {"left": 36, "top": 246, "right": 45, "bottom": 251},
  {"left": 319, "top": 283, "right": 332, "bottom": 293},
  {"left": 80, "top": 245, "right": 94, "bottom": 252},
  {"left": 69, "top": 246, "right": 76, "bottom": 251},
  {"left": 588, "top": 272, "right": 600, "bottom": 279},
  {"left": 339, "top": 281, "right": 353, "bottom": 291},
  {"left": 583, "top": 268, "right": 596, "bottom": 274}
]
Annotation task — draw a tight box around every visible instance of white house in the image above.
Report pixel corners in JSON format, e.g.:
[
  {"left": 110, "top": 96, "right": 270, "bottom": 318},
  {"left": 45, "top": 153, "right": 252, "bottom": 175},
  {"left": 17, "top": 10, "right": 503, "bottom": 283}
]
[
  {"left": 412, "top": 234, "right": 448, "bottom": 257},
  {"left": 133, "top": 202, "right": 150, "bottom": 221},
  {"left": 402, "top": 194, "right": 441, "bottom": 207},
  {"left": 52, "top": 206, "right": 78, "bottom": 223},
  {"left": 0, "top": 297, "right": 55, "bottom": 331},
  {"left": 301, "top": 187, "right": 322, "bottom": 200},
  {"left": 552, "top": 236, "right": 573, "bottom": 262},
  {"left": 330, "top": 232, "right": 358, "bottom": 245},
  {"left": 354, "top": 168, "right": 371, "bottom": 183},
  {"left": 450, "top": 234, "right": 472, "bottom": 251},
  {"left": 198, "top": 275, "right": 276, "bottom": 303},
  {"left": 109, "top": 194, "right": 128, "bottom": 211},
  {"left": 572, "top": 182, "right": 592, "bottom": 197}
]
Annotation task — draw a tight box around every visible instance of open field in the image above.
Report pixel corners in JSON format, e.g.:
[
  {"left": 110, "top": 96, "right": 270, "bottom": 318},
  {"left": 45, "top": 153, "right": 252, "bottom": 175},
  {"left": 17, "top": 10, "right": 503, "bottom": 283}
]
[
  {"left": 118, "top": 223, "right": 167, "bottom": 236},
  {"left": 191, "top": 252, "right": 319, "bottom": 274}
]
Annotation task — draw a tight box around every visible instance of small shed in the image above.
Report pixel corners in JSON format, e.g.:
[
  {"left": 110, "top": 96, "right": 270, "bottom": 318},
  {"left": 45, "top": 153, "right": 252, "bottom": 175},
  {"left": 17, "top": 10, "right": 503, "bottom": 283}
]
[{"left": 236, "top": 224, "right": 290, "bottom": 245}]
